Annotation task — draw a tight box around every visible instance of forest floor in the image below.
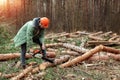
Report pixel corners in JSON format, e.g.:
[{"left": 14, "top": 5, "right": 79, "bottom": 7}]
[{"left": 0, "top": 31, "right": 120, "bottom": 80}]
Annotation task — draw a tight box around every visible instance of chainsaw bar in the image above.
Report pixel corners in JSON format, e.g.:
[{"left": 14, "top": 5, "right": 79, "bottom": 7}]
[{"left": 42, "top": 57, "right": 54, "bottom": 63}]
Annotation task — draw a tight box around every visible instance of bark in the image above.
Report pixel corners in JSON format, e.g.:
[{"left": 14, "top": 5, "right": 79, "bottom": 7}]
[
  {"left": 40, "top": 55, "right": 70, "bottom": 70},
  {"left": 0, "top": 51, "right": 55, "bottom": 61},
  {"left": 62, "top": 43, "right": 89, "bottom": 53},
  {"left": 89, "top": 55, "right": 110, "bottom": 61},
  {"left": 10, "top": 66, "right": 33, "bottom": 80},
  {"left": 25, "top": 72, "right": 46, "bottom": 80},
  {"left": 60, "top": 45, "right": 120, "bottom": 68},
  {"left": 89, "top": 53, "right": 120, "bottom": 61},
  {"left": 74, "top": 31, "right": 90, "bottom": 35},
  {"left": 45, "top": 43, "right": 63, "bottom": 48},
  {"left": 0, "top": 73, "right": 18, "bottom": 78},
  {"left": 45, "top": 52, "right": 56, "bottom": 58},
  {"left": 88, "top": 35, "right": 104, "bottom": 41},
  {"left": 89, "top": 31, "right": 103, "bottom": 36},
  {"left": 66, "top": 34, "right": 79, "bottom": 38},
  {"left": 45, "top": 33, "right": 70, "bottom": 39},
  {"left": 32, "top": 55, "right": 70, "bottom": 72},
  {"left": 87, "top": 41, "right": 120, "bottom": 46},
  {"left": 99, "top": 31, "right": 112, "bottom": 37},
  {"left": 88, "top": 31, "right": 104, "bottom": 41},
  {"left": 47, "top": 48, "right": 58, "bottom": 52},
  {"left": 61, "top": 50, "right": 80, "bottom": 56},
  {"left": 0, "top": 53, "right": 32, "bottom": 61},
  {"left": 102, "top": 45, "right": 120, "bottom": 54},
  {"left": 107, "top": 53, "right": 120, "bottom": 61},
  {"left": 108, "top": 35, "right": 120, "bottom": 42},
  {"left": 59, "top": 45, "right": 103, "bottom": 68}
]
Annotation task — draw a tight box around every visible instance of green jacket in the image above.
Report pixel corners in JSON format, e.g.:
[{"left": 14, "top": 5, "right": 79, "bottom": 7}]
[{"left": 14, "top": 20, "right": 45, "bottom": 48}]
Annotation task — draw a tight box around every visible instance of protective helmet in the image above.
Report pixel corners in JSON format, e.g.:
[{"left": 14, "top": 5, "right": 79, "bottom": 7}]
[{"left": 40, "top": 17, "right": 50, "bottom": 28}]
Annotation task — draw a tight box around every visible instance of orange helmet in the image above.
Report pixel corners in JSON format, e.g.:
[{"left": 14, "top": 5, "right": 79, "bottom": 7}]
[{"left": 40, "top": 17, "right": 50, "bottom": 28}]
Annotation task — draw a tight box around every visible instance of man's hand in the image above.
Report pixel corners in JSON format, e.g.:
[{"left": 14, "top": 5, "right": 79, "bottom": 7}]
[{"left": 41, "top": 43, "right": 46, "bottom": 50}]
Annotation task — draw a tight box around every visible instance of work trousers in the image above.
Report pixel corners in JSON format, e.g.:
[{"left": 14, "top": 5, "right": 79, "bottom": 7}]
[{"left": 21, "top": 38, "right": 42, "bottom": 66}]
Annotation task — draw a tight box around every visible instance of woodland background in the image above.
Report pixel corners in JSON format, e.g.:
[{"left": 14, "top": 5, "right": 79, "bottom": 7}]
[
  {"left": 0, "top": 0, "right": 120, "bottom": 33},
  {"left": 0, "top": 0, "right": 120, "bottom": 79}
]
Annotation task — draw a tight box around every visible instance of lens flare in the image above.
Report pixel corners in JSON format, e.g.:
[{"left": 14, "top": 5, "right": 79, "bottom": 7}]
[{"left": 0, "top": 0, "right": 6, "bottom": 6}]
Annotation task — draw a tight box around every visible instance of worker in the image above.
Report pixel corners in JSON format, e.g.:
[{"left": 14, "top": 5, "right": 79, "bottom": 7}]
[{"left": 14, "top": 17, "right": 50, "bottom": 69}]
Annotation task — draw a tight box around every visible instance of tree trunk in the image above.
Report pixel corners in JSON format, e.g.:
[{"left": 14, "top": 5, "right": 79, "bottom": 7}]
[
  {"left": 102, "top": 45, "right": 120, "bottom": 54},
  {"left": 32, "top": 55, "right": 70, "bottom": 73},
  {"left": 61, "top": 50, "right": 80, "bottom": 56},
  {"left": 60, "top": 45, "right": 120, "bottom": 68},
  {"left": 10, "top": 66, "right": 33, "bottom": 80},
  {"left": 0, "top": 51, "right": 56, "bottom": 61},
  {"left": 62, "top": 43, "right": 89, "bottom": 53},
  {"left": 59, "top": 45, "right": 103, "bottom": 68},
  {"left": 0, "top": 53, "right": 32, "bottom": 61},
  {"left": 87, "top": 41, "right": 120, "bottom": 46}
]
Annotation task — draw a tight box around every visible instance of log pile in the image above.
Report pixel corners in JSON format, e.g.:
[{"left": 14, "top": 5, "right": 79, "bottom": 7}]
[{"left": 1, "top": 31, "right": 120, "bottom": 79}]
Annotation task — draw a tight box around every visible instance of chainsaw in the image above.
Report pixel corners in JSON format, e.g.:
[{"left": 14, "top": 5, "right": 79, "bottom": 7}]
[{"left": 32, "top": 49, "right": 54, "bottom": 63}]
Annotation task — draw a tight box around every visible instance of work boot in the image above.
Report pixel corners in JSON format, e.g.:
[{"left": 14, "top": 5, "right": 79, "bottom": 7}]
[{"left": 21, "top": 64, "right": 26, "bottom": 69}]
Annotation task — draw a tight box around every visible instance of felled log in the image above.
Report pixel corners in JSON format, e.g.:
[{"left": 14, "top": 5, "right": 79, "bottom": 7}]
[
  {"left": 25, "top": 72, "right": 46, "bottom": 80},
  {"left": 88, "top": 55, "right": 110, "bottom": 61},
  {"left": 102, "top": 45, "right": 120, "bottom": 54},
  {"left": 0, "top": 53, "right": 32, "bottom": 61},
  {"left": 89, "top": 53, "right": 120, "bottom": 61},
  {"left": 45, "top": 33, "right": 70, "bottom": 39},
  {"left": 109, "top": 35, "right": 120, "bottom": 42},
  {"left": 45, "top": 52, "right": 56, "bottom": 58},
  {"left": 33, "top": 55, "right": 70, "bottom": 73},
  {"left": 47, "top": 48, "right": 58, "bottom": 52},
  {"left": 107, "top": 53, "right": 120, "bottom": 60},
  {"left": 87, "top": 41, "right": 120, "bottom": 46},
  {"left": 88, "top": 31, "right": 104, "bottom": 41},
  {"left": 89, "top": 31, "right": 103, "bottom": 36},
  {"left": 40, "top": 55, "right": 70, "bottom": 70},
  {"left": 32, "top": 55, "right": 70, "bottom": 73},
  {"left": 66, "top": 33, "right": 79, "bottom": 38},
  {"left": 45, "top": 32, "right": 67, "bottom": 38},
  {"left": 99, "top": 31, "right": 112, "bottom": 37},
  {"left": 45, "top": 43, "right": 63, "bottom": 48},
  {"left": 61, "top": 50, "right": 80, "bottom": 56},
  {"left": 10, "top": 66, "right": 33, "bottom": 80},
  {"left": 0, "top": 51, "right": 56, "bottom": 61},
  {"left": 74, "top": 31, "right": 90, "bottom": 35},
  {"left": 0, "top": 73, "right": 18, "bottom": 78},
  {"left": 88, "top": 35, "right": 104, "bottom": 41},
  {"left": 60, "top": 45, "right": 120, "bottom": 68},
  {"left": 59, "top": 45, "right": 103, "bottom": 68},
  {"left": 62, "top": 43, "right": 89, "bottom": 53}
]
